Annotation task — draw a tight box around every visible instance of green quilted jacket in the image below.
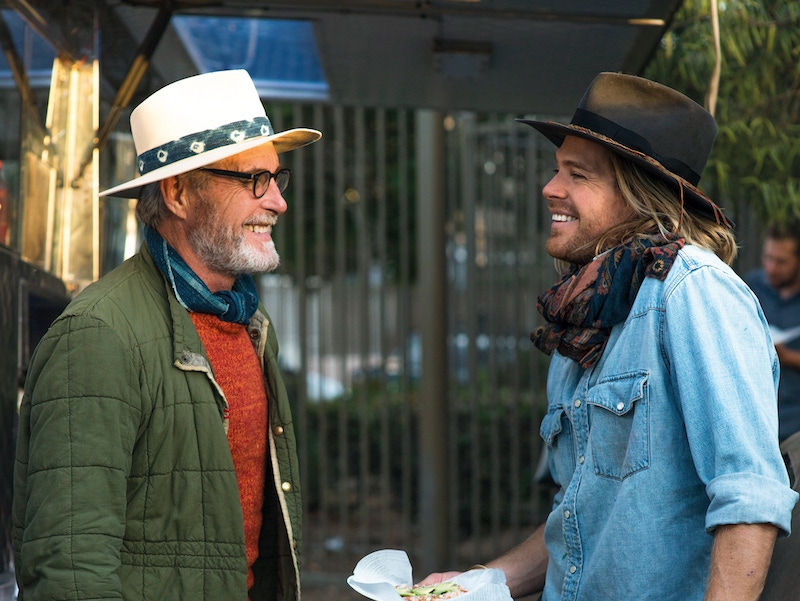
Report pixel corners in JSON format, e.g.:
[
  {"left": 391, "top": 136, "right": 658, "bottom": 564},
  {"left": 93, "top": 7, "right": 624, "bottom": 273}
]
[{"left": 13, "top": 244, "right": 302, "bottom": 601}]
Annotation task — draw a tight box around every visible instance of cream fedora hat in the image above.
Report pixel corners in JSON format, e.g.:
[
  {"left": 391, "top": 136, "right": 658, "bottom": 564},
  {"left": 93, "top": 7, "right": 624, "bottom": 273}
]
[{"left": 100, "top": 69, "right": 322, "bottom": 198}]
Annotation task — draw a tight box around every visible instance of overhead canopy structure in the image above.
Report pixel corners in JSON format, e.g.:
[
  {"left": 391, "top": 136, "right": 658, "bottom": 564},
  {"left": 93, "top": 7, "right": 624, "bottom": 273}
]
[
  {"left": 2, "top": 0, "right": 684, "bottom": 117},
  {"left": 0, "top": 0, "right": 688, "bottom": 583}
]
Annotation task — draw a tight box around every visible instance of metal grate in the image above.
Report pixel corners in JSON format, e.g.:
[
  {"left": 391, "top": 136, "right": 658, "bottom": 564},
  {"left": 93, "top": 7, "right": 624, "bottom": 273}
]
[{"left": 261, "top": 103, "right": 559, "bottom": 594}]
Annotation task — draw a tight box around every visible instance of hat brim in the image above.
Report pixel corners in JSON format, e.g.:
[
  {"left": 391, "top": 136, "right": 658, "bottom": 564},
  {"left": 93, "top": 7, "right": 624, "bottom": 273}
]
[
  {"left": 100, "top": 127, "right": 321, "bottom": 198},
  {"left": 516, "top": 118, "right": 732, "bottom": 228}
]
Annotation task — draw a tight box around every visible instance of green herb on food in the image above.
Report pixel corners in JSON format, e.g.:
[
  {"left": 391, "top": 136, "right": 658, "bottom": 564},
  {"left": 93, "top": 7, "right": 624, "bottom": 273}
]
[{"left": 396, "top": 582, "right": 462, "bottom": 597}]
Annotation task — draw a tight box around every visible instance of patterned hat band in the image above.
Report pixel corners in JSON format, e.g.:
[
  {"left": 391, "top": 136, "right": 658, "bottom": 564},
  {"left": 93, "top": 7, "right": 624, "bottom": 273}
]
[{"left": 137, "top": 116, "right": 274, "bottom": 175}]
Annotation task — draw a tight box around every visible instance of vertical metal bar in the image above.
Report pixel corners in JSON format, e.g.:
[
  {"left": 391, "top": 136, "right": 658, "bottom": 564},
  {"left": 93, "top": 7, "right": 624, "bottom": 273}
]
[
  {"left": 397, "top": 109, "right": 413, "bottom": 550},
  {"left": 291, "top": 102, "right": 310, "bottom": 521},
  {"left": 375, "top": 108, "right": 391, "bottom": 545},
  {"left": 333, "top": 105, "right": 349, "bottom": 549},
  {"left": 354, "top": 105, "right": 370, "bottom": 551},
  {"left": 485, "top": 115, "right": 502, "bottom": 559},
  {"left": 312, "top": 103, "right": 330, "bottom": 563},
  {"left": 507, "top": 116, "right": 522, "bottom": 538},
  {"left": 91, "top": 59, "right": 99, "bottom": 282},
  {"left": 444, "top": 114, "right": 460, "bottom": 565},
  {"left": 531, "top": 122, "right": 552, "bottom": 521},
  {"left": 42, "top": 63, "right": 59, "bottom": 274},
  {"left": 459, "top": 113, "right": 481, "bottom": 560},
  {"left": 60, "top": 65, "right": 78, "bottom": 280},
  {"left": 524, "top": 126, "right": 539, "bottom": 518},
  {"left": 415, "top": 109, "right": 449, "bottom": 575}
]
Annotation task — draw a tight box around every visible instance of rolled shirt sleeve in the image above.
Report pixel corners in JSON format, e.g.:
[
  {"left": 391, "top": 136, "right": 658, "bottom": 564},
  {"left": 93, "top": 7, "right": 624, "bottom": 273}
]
[{"left": 664, "top": 259, "right": 798, "bottom": 534}]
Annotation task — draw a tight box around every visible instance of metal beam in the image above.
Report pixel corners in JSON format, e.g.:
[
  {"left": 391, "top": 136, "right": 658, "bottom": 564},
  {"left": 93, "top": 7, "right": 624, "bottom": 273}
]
[
  {"left": 416, "top": 108, "right": 450, "bottom": 575},
  {"left": 124, "top": 0, "right": 668, "bottom": 26},
  {"left": 71, "top": 3, "right": 174, "bottom": 187},
  {"left": 4, "top": 0, "right": 79, "bottom": 59}
]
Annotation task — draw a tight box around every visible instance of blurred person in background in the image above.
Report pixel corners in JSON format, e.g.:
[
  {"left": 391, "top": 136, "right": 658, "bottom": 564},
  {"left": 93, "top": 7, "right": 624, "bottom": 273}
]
[{"left": 746, "top": 221, "right": 800, "bottom": 442}]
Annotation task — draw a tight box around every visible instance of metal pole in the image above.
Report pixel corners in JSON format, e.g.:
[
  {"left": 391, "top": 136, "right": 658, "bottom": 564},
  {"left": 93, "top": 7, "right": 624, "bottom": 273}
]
[{"left": 416, "top": 109, "right": 449, "bottom": 575}]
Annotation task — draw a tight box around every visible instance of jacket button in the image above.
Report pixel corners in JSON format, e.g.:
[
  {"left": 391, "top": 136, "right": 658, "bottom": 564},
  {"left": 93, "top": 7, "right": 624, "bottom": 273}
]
[
  {"left": 281, "top": 481, "right": 292, "bottom": 492},
  {"left": 273, "top": 425, "right": 284, "bottom": 436},
  {"left": 249, "top": 329, "right": 260, "bottom": 339}
]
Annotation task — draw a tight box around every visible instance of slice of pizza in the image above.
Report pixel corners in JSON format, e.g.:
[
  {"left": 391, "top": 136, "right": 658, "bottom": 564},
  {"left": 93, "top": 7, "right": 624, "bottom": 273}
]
[{"left": 395, "top": 582, "right": 468, "bottom": 600}]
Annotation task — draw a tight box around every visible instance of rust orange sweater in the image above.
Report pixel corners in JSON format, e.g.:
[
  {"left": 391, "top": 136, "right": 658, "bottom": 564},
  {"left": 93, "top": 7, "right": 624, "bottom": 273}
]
[{"left": 190, "top": 312, "right": 267, "bottom": 592}]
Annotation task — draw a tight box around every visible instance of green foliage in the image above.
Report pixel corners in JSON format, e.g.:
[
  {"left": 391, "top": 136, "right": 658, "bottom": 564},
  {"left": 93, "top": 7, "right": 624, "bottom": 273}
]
[{"left": 645, "top": 0, "right": 800, "bottom": 227}]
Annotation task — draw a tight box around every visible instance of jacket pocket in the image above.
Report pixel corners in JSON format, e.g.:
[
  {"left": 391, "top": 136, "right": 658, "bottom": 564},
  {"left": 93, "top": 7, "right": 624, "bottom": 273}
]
[
  {"left": 587, "top": 371, "right": 650, "bottom": 481},
  {"left": 540, "top": 405, "right": 575, "bottom": 487}
]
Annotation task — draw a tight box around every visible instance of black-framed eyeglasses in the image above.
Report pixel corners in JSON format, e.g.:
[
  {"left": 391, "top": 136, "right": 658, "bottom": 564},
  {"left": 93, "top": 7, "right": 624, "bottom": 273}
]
[{"left": 199, "top": 167, "right": 292, "bottom": 197}]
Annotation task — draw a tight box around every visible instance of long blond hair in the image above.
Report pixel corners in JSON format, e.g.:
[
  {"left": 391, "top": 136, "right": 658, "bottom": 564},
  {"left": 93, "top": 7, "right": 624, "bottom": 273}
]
[{"left": 593, "top": 153, "right": 737, "bottom": 265}]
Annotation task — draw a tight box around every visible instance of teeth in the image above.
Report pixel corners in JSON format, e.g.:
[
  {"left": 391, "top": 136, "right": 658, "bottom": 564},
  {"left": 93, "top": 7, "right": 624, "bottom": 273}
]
[
  {"left": 245, "top": 224, "right": 272, "bottom": 234},
  {"left": 552, "top": 214, "right": 576, "bottom": 222}
]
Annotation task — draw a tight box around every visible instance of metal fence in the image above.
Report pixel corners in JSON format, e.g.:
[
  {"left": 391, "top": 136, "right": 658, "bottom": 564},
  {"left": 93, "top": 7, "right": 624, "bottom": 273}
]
[
  {"left": 260, "top": 103, "right": 765, "bottom": 601},
  {"left": 259, "top": 103, "right": 563, "bottom": 597}
]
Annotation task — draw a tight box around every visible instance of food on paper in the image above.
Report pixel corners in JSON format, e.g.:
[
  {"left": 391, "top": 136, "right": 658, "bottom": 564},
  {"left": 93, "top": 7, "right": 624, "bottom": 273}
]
[
  {"left": 395, "top": 582, "right": 467, "bottom": 600},
  {"left": 347, "top": 549, "right": 512, "bottom": 601}
]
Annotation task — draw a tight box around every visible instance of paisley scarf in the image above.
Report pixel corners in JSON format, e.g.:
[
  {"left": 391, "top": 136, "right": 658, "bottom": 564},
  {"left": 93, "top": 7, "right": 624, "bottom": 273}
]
[{"left": 531, "top": 234, "right": 685, "bottom": 368}]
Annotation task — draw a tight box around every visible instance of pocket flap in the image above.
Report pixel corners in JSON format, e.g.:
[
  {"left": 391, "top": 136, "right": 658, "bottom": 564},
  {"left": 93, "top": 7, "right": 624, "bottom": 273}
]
[
  {"left": 540, "top": 406, "right": 565, "bottom": 445},
  {"left": 587, "top": 371, "right": 649, "bottom": 415}
]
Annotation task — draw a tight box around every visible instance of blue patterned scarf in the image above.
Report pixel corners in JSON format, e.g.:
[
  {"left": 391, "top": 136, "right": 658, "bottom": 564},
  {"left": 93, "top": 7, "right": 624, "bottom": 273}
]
[
  {"left": 145, "top": 225, "right": 259, "bottom": 325},
  {"left": 531, "top": 234, "right": 685, "bottom": 368}
]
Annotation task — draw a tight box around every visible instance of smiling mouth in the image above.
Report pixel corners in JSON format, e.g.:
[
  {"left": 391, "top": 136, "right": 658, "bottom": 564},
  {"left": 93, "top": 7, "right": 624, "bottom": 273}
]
[
  {"left": 552, "top": 214, "right": 577, "bottom": 223},
  {"left": 244, "top": 224, "right": 273, "bottom": 234}
]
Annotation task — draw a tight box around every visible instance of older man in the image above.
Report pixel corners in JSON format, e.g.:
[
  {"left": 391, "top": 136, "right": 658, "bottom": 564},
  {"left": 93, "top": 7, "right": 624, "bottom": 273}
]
[
  {"left": 13, "top": 70, "right": 320, "bottom": 601},
  {"left": 423, "top": 72, "right": 797, "bottom": 601}
]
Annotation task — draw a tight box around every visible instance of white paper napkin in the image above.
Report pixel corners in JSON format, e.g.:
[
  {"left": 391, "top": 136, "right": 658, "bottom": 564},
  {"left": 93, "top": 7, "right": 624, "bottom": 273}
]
[{"left": 347, "top": 549, "right": 512, "bottom": 601}]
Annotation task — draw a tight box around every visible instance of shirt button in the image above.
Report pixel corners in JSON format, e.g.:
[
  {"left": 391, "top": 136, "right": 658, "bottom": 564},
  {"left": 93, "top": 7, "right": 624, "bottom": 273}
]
[
  {"left": 616, "top": 401, "right": 625, "bottom": 411},
  {"left": 564, "top": 510, "right": 570, "bottom": 519},
  {"left": 281, "top": 481, "right": 292, "bottom": 492},
  {"left": 273, "top": 425, "right": 284, "bottom": 436},
  {"left": 578, "top": 456, "right": 585, "bottom": 464},
  {"left": 574, "top": 399, "right": 581, "bottom": 408},
  {"left": 569, "top": 565, "right": 577, "bottom": 574}
]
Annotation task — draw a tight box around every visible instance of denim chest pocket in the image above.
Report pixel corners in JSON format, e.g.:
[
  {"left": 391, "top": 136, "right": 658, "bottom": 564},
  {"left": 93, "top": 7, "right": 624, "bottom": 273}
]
[
  {"left": 587, "top": 371, "right": 650, "bottom": 481},
  {"left": 540, "top": 406, "right": 575, "bottom": 486}
]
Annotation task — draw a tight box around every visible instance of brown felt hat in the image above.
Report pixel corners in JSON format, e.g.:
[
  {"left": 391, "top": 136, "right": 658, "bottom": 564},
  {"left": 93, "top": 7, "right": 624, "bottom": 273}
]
[{"left": 517, "top": 72, "right": 731, "bottom": 228}]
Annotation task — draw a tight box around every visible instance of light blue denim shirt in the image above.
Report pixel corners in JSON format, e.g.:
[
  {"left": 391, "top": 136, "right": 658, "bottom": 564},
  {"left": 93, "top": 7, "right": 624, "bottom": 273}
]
[{"left": 540, "top": 245, "right": 799, "bottom": 601}]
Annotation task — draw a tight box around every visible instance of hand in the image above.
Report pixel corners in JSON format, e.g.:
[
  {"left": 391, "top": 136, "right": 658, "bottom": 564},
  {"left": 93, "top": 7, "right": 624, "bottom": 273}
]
[{"left": 415, "top": 571, "right": 462, "bottom": 586}]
